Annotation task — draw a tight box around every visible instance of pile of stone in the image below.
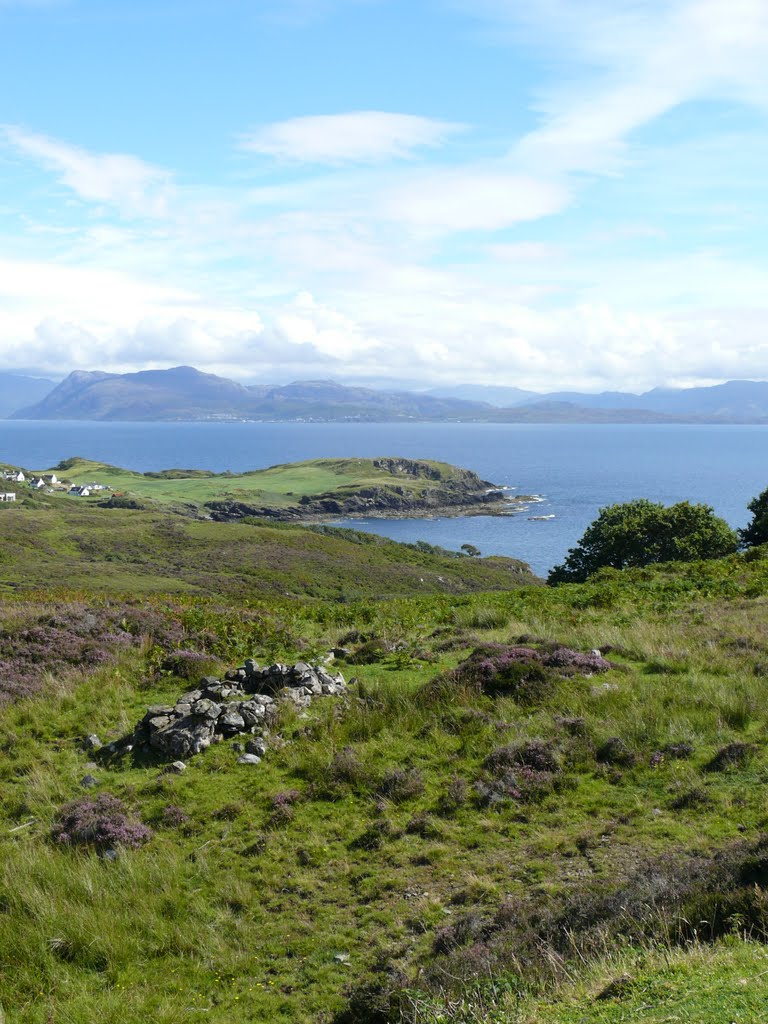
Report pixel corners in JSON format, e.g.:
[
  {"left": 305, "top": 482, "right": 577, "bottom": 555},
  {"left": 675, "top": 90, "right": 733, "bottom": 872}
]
[{"left": 133, "top": 659, "right": 347, "bottom": 762}]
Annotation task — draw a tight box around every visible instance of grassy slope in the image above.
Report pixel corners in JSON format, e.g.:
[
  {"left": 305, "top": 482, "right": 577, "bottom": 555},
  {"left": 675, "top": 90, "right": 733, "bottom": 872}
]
[
  {"left": 2, "top": 550, "right": 768, "bottom": 1020},
  {"left": 27, "top": 456, "right": 483, "bottom": 510},
  {"left": 0, "top": 501, "right": 534, "bottom": 599}
]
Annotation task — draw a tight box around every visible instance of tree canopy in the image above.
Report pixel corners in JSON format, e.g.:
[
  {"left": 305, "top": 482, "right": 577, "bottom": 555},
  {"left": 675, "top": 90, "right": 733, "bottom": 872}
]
[
  {"left": 548, "top": 498, "right": 739, "bottom": 584},
  {"left": 740, "top": 487, "right": 768, "bottom": 548}
]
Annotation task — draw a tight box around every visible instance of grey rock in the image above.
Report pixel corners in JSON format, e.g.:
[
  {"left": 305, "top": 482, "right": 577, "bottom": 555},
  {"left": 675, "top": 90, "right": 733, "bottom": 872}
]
[
  {"left": 217, "top": 708, "right": 246, "bottom": 734},
  {"left": 231, "top": 742, "right": 244, "bottom": 753},
  {"left": 102, "top": 848, "right": 119, "bottom": 862},
  {"left": 237, "top": 753, "right": 262, "bottom": 766},
  {"left": 80, "top": 774, "right": 99, "bottom": 788},
  {"left": 147, "top": 715, "right": 172, "bottom": 732},
  {"left": 245, "top": 739, "right": 267, "bottom": 757},
  {"left": 180, "top": 690, "right": 203, "bottom": 703},
  {"left": 144, "top": 705, "right": 175, "bottom": 720},
  {"left": 167, "top": 761, "right": 186, "bottom": 774},
  {"left": 191, "top": 698, "right": 221, "bottom": 720},
  {"left": 83, "top": 734, "right": 102, "bottom": 751},
  {"left": 150, "top": 715, "right": 216, "bottom": 758},
  {"left": 239, "top": 701, "right": 266, "bottom": 726}
]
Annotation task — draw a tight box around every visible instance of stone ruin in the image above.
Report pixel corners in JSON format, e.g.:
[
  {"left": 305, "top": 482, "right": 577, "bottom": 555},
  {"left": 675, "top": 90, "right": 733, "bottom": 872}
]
[{"left": 133, "top": 659, "right": 347, "bottom": 764}]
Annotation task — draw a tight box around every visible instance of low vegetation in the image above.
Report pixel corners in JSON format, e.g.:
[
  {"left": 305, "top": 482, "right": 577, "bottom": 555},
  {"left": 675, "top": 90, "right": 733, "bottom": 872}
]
[{"left": 2, "top": 479, "right": 768, "bottom": 1021}]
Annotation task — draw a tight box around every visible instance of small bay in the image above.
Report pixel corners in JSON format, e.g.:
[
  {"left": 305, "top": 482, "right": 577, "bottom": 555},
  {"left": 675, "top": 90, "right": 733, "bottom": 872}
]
[{"left": 0, "top": 420, "right": 765, "bottom": 576}]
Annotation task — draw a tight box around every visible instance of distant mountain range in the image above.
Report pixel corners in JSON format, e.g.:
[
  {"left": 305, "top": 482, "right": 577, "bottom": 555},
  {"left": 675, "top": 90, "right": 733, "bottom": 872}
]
[
  {"left": 8, "top": 366, "right": 768, "bottom": 423},
  {"left": 0, "top": 373, "right": 56, "bottom": 418}
]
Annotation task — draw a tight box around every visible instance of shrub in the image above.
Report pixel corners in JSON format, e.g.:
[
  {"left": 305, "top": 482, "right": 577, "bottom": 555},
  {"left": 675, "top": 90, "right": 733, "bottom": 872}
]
[
  {"left": 543, "top": 647, "right": 611, "bottom": 674},
  {"left": 447, "top": 645, "right": 557, "bottom": 706},
  {"left": 740, "top": 488, "right": 768, "bottom": 548},
  {"left": 549, "top": 499, "right": 739, "bottom": 583},
  {"left": 705, "top": 742, "right": 754, "bottom": 772},
  {"left": 160, "top": 649, "right": 220, "bottom": 680},
  {"left": 160, "top": 804, "right": 190, "bottom": 828},
  {"left": 484, "top": 739, "right": 560, "bottom": 774},
  {"left": 349, "top": 818, "right": 393, "bottom": 851},
  {"left": 438, "top": 775, "right": 469, "bottom": 814},
  {"left": 377, "top": 768, "right": 425, "bottom": 804},
  {"left": 52, "top": 794, "right": 152, "bottom": 851},
  {"left": 595, "top": 737, "right": 635, "bottom": 767}
]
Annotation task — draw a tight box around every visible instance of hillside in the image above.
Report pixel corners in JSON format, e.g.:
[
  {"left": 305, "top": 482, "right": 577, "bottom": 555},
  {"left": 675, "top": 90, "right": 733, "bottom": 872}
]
[
  {"left": 1, "top": 534, "right": 768, "bottom": 1021},
  {"left": 0, "top": 503, "right": 536, "bottom": 600},
  {"left": 10, "top": 366, "right": 768, "bottom": 422}
]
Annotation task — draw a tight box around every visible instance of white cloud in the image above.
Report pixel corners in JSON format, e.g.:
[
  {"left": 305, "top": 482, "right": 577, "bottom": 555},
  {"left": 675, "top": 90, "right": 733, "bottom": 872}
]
[
  {"left": 463, "top": 0, "right": 768, "bottom": 176},
  {"left": 383, "top": 169, "right": 569, "bottom": 233},
  {"left": 2, "top": 126, "right": 174, "bottom": 218},
  {"left": 241, "top": 111, "right": 464, "bottom": 164}
]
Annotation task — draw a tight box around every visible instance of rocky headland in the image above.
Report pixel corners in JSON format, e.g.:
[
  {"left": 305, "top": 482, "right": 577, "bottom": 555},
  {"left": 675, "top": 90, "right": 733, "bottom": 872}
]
[{"left": 205, "top": 456, "right": 521, "bottom": 522}]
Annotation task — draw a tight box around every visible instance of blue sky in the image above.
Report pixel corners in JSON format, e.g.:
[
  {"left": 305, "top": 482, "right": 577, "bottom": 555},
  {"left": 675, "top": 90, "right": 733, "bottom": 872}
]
[{"left": 1, "top": 0, "right": 767, "bottom": 391}]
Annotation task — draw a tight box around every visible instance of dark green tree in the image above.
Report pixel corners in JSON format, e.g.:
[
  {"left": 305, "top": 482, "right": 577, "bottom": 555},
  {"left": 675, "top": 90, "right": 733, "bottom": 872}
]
[
  {"left": 548, "top": 498, "right": 739, "bottom": 584},
  {"left": 740, "top": 487, "right": 768, "bottom": 548}
]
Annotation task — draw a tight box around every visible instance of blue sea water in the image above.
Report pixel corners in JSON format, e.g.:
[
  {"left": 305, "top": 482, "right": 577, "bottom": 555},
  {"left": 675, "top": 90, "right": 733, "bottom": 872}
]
[{"left": 0, "top": 420, "right": 765, "bottom": 576}]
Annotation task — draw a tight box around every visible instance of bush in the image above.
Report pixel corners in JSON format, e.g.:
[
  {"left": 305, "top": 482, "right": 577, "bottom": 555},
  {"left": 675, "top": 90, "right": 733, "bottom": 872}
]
[
  {"left": 741, "top": 488, "right": 768, "bottom": 548},
  {"left": 549, "top": 499, "right": 739, "bottom": 583},
  {"left": 377, "top": 768, "right": 425, "bottom": 804},
  {"left": 52, "top": 794, "right": 152, "bottom": 851},
  {"left": 705, "top": 742, "right": 754, "bottom": 772}
]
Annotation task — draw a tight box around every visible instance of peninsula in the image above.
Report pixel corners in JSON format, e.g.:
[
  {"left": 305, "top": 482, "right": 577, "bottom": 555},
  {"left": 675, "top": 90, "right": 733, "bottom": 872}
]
[{"left": 31, "top": 455, "right": 528, "bottom": 521}]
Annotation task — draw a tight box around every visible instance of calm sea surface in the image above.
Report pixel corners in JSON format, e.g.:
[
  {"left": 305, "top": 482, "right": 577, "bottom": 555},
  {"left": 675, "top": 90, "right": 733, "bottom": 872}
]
[{"left": 1, "top": 421, "right": 765, "bottom": 576}]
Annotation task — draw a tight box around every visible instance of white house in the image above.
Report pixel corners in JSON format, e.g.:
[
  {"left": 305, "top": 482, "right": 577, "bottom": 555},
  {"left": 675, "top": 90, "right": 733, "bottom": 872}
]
[
  {"left": 31, "top": 478, "right": 46, "bottom": 489},
  {"left": 0, "top": 492, "right": 16, "bottom": 502}
]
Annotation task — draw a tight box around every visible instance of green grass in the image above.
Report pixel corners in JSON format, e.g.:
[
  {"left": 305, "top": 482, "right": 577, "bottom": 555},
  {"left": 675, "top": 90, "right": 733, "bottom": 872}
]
[
  {"left": 30, "top": 455, "right": 481, "bottom": 511},
  {"left": 0, "top": 501, "right": 536, "bottom": 599},
  {"left": 2, "top": 547, "right": 768, "bottom": 1020}
]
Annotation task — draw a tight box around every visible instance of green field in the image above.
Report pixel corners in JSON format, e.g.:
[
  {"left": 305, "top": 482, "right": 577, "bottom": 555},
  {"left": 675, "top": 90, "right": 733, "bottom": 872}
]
[{"left": 3, "top": 470, "right": 768, "bottom": 1022}]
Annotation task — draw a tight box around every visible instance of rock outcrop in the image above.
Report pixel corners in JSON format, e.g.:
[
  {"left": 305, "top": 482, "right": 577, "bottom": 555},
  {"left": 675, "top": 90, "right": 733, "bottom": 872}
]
[{"left": 133, "top": 660, "right": 347, "bottom": 761}]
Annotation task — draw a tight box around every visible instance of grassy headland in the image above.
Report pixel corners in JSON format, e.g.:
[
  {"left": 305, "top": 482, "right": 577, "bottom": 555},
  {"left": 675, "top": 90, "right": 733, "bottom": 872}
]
[{"left": 26, "top": 455, "right": 525, "bottom": 520}]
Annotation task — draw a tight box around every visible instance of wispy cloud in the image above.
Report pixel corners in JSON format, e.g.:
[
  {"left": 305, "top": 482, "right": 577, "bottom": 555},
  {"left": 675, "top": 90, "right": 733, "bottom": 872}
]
[
  {"left": 1, "top": 126, "right": 174, "bottom": 218},
  {"left": 241, "top": 111, "right": 464, "bottom": 165},
  {"left": 382, "top": 168, "right": 568, "bottom": 233},
  {"left": 462, "top": 0, "right": 768, "bottom": 176}
]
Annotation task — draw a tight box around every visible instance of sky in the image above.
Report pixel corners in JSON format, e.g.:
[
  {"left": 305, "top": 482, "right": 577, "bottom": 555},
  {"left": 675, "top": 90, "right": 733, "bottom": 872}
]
[{"left": 1, "top": 0, "right": 767, "bottom": 392}]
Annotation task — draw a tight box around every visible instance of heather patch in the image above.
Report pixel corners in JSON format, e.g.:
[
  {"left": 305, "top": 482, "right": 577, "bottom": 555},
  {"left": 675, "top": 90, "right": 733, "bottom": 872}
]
[
  {"left": 440, "top": 643, "right": 609, "bottom": 707},
  {"left": 52, "top": 794, "right": 152, "bottom": 852}
]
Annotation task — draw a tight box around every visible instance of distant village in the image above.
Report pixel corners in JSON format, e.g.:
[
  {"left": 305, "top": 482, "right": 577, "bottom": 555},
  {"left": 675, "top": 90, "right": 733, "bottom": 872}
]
[{"left": 0, "top": 467, "right": 112, "bottom": 503}]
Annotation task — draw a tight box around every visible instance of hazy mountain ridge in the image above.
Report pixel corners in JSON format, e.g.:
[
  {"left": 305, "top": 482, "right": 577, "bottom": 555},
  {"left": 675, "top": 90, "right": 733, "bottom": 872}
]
[
  {"left": 9, "top": 366, "right": 768, "bottom": 422},
  {"left": 0, "top": 372, "right": 57, "bottom": 418}
]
